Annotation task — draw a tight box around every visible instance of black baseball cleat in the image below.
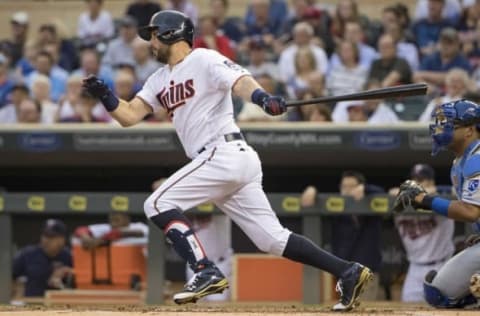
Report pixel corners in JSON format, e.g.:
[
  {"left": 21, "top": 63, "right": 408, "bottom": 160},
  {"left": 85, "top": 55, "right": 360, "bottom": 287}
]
[
  {"left": 332, "top": 263, "right": 373, "bottom": 312},
  {"left": 173, "top": 265, "right": 229, "bottom": 304}
]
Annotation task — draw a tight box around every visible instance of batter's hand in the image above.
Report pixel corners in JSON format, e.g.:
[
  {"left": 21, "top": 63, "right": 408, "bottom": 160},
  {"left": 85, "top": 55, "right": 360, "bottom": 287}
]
[
  {"left": 262, "top": 95, "right": 286, "bottom": 116},
  {"left": 82, "top": 75, "right": 111, "bottom": 99},
  {"left": 392, "top": 180, "right": 427, "bottom": 213}
]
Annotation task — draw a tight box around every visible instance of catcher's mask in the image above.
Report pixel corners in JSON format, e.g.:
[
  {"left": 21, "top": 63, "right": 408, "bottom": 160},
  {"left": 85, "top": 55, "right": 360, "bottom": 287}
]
[
  {"left": 429, "top": 99, "right": 480, "bottom": 155},
  {"left": 137, "top": 10, "right": 194, "bottom": 47}
]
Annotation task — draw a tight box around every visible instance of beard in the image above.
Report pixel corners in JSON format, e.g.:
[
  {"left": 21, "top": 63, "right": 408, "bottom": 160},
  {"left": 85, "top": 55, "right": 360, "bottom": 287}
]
[{"left": 154, "top": 44, "right": 171, "bottom": 64}]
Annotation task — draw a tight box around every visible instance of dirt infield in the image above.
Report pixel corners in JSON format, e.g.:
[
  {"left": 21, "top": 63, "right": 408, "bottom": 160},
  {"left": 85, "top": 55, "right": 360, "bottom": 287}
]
[{"left": 1, "top": 303, "right": 480, "bottom": 316}]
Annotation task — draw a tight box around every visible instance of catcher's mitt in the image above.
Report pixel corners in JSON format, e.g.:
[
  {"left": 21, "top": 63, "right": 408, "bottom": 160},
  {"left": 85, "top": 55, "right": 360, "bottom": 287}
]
[{"left": 392, "top": 180, "right": 427, "bottom": 213}]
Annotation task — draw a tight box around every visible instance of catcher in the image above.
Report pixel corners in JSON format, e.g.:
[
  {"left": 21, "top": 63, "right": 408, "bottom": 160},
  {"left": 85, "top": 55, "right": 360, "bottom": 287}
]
[{"left": 392, "top": 99, "right": 480, "bottom": 308}]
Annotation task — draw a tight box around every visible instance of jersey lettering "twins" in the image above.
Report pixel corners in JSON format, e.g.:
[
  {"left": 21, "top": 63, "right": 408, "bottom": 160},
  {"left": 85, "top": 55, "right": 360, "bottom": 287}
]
[{"left": 156, "top": 79, "right": 195, "bottom": 113}]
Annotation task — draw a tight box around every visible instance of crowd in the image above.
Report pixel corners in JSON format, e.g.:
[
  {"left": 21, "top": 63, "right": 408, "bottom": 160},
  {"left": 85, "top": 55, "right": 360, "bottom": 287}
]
[{"left": 1, "top": 0, "right": 480, "bottom": 124}]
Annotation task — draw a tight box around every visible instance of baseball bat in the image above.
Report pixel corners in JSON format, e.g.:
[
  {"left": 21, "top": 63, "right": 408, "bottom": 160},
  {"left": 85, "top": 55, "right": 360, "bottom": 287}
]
[{"left": 285, "top": 83, "right": 428, "bottom": 107}]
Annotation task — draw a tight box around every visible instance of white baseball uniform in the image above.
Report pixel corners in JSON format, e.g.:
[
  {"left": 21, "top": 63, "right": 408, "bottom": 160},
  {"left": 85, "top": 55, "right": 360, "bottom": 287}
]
[
  {"left": 141, "top": 48, "right": 291, "bottom": 258},
  {"left": 394, "top": 214, "right": 454, "bottom": 302}
]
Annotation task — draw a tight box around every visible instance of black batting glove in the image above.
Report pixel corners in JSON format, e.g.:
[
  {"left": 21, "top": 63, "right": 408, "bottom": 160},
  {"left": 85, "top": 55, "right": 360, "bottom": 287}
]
[
  {"left": 392, "top": 180, "right": 429, "bottom": 213},
  {"left": 82, "top": 75, "right": 119, "bottom": 112},
  {"left": 251, "top": 89, "right": 287, "bottom": 116}
]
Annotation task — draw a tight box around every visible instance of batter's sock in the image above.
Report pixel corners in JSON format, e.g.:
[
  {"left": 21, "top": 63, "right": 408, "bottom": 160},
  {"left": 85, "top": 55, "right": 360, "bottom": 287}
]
[
  {"left": 282, "top": 233, "right": 351, "bottom": 277},
  {"left": 149, "top": 210, "right": 213, "bottom": 272}
]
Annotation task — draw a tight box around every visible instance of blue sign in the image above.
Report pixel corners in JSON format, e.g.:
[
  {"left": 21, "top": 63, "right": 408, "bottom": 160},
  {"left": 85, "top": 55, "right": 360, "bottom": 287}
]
[
  {"left": 17, "top": 133, "right": 62, "bottom": 152},
  {"left": 354, "top": 131, "right": 401, "bottom": 151}
]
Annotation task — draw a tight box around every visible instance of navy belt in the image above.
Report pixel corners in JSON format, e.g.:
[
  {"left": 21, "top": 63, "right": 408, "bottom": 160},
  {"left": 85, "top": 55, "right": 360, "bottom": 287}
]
[{"left": 197, "top": 132, "right": 244, "bottom": 154}]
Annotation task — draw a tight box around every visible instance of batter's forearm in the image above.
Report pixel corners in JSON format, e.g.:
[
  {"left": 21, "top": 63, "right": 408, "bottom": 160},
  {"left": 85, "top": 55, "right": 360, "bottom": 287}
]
[
  {"left": 110, "top": 99, "right": 145, "bottom": 127},
  {"left": 232, "top": 75, "right": 263, "bottom": 101}
]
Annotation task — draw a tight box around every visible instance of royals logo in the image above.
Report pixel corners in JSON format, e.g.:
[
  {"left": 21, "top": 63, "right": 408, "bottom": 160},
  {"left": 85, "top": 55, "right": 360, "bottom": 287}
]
[{"left": 156, "top": 79, "right": 195, "bottom": 113}]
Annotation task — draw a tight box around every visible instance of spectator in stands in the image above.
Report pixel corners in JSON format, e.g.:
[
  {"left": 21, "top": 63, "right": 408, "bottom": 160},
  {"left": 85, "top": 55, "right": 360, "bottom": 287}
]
[
  {"left": 26, "top": 51, "right": 67, "bottom": 103},
  {"left": 332, "top": 81, "right": 400, "bottom": 124},
  {"left": 42, "top": 43, "right": 71, "bottom": 80},
  {"left": 0, "top": 12, "right": 29, "bottom": 68},
  {"left": 126, "top": 0, "right": 162, "bottom": 27},
  {"left": 35, "top": 24, "right": 78, "bottom": 73},
  {"left": 14, "top": 41, "right": 37, "bottom": 81},
  {"left": 77, "top": 0, "right": 115, "bottom": 46},
  {"left": 31, "top": 74, "right": 58, "bottom": 124},
  {"left": 457, "top": 0, "right": 480, "bottom": 67},
  {"left": 165, "top": 0, "right": 199, "bottom": 25},
  {"left": 132, "top": 38, "right": 160, "bottom": 84},
  {"left": 244, "top": 0, "right": 283, "bottom": 43},
  {"left": 301, "top": 171, "right": 384, "bottom": 300},
  {"left": 412, "top": 0, "right": 454, "bottom": 56},
  {"left": 301, "top": 6, "right": 335, "bottom": 57},
  {"left": 193, "top": 15, "right": 236, "bottom": 61},
  {"left": 390, "top": 164, "right": 454, "bottom": 302},
  {"left": 12, "top": 219, "right": 73, "bottom": 298},
  {"left": 414, "top": 0, "right": 462, "bottom": 22},
  {"left": 288, "top": 102, "right": 332, "bottom": 122},
  {"left": 329, "top": 20, "right": 378, "bottom": 71},
  {"left": 0, "top": 83, "right": 29, "bottom": 123},
  {"left": 245, "top": 37, "right": 280, "bottom": 81},
  {"left": 237, "top": 73, "right": 285, "bottom": 122},
  {"left": 114, "top": 70, "right": 137, "bottom": 101},
  {"left": 0, "top": 54, "right": 14, "bottom": 108},
  {"left": 278, "top": 22, "right": 328, "bottom": 83},
  {"left": 210, "top": 0, "right": 245, "bottom": 43},
  {"left": 414, "top": 27, "right": 472, "bottom": 91},
  {"left": 244, "top": 0, "right": 287, "bottom": 37},
  {"left": 73, "top": 48, "right": 114, "bottom": 90},
  {"left": 16, "top": 98, "right": 43, "bottom": 124},
  {"left": 58, "top": 90, "right": 110, "bottom": 123},
  {"left": 74, "top": 213, "right": 148, "bottom": 250},
  {"left": 326, "top": 40, "right": 368, "bottom": 97},
  {"left": 368, "top": 34, "right": 412, "bottom": 87},
  {"left": 102, "top": 16, "right": 138, "bottom": 69},
  {"left": 286, "top": 47, "right": 323, "bottom": 100},
  {"left": 384, "top": 22, "right": 420, "bottom": 71},
  {"left": 419, "top": 68, "right": 473, "bottom": 121}
]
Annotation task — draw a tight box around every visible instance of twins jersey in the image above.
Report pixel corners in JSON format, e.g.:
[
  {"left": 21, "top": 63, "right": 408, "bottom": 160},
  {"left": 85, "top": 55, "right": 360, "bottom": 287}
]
[
  {"left": 137, "top": 48, "right": 250, "bottom": 158},
  {"left": 451, "top": 140, "right": 480, "bottom": 231}
]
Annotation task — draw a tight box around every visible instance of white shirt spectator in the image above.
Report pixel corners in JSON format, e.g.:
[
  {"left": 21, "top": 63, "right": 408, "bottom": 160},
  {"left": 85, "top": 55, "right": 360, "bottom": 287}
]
[
  {"left": 418, "top": 95, "right": 461, "bottom": 122},
  {"left": 77, "top": 10, "right": 114, "bottom": 40},
  {"left": 136, "top": 59, "right": 161, "bottom": 84},
  {"left": 397, "top": 42, "right": 420, "bottom": 71},
  {"left": 326, "top": 64, "right": 368, "bottom": 96},
  {"left": 102, "top": 37, "right": 135, "bottom": 68},
  {"left": 0, "top": 103, "right": 55, "bottom": 124},
  {"left": 278, "top": 44, "right": 328, "bottom": 83},
  {"left": 246, "top": 62, "right": 280, "bottom": 82},
  {"left": 329, "top": 43, "right": 378, "bottom": 71},
  {"left": 332, "top": 100, "right": 400, "bottom": 124}
]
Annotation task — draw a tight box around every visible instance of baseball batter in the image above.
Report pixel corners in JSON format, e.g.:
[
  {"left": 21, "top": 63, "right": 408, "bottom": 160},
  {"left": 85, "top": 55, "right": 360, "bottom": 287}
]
[
  {"left": 82, "top": 10, "right": 372, "bottom": 311},
  {"left": 393, "top": 99, "right": 480, "bottom": 308}
]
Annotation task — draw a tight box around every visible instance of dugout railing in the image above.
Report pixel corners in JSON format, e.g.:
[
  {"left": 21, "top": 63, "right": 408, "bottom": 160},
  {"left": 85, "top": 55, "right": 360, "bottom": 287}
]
[{"left": 0, "top": 192, "right": 394, "bottom": 305}]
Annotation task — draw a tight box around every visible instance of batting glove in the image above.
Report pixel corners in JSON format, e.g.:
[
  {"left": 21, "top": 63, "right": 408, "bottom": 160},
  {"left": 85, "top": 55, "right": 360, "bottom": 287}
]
[
  {"left": 251, "top": 89, "right": 286, "bottom": 116},
  {"left": 82, "top": 75, "right": 119, "bottom": 112},
  {"left": 392, "top": 180, "right": 429, "bottom": 213}
]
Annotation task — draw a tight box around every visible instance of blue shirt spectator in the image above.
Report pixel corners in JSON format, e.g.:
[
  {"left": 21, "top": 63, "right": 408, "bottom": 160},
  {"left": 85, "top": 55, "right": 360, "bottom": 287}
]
[
  {"left": 73, "top": 48, "right": 114, "bottom": 90},
  {"left": 245, "top": 0, "right": 287, "bottom": 31},
  {"left": 12, "top": 219, "right": 72, "bottom": 297},
  {"left": 412, "top": 0, "right": 454, "bottom": 56},
  {"left": 210, "top": 0, "right": 245, "bottom": 43},
  {"left": 245, "top": 0, "right": 286, "bottom": 37},
  {"left": 420, "top": 51, "right": 472, "bottom": 73}
]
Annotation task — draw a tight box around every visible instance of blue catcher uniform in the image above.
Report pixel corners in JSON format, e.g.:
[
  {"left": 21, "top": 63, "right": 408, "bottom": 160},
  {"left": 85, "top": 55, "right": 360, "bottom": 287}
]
[{"left": 423, "top": 100, "right": 480, "bottom": 308}]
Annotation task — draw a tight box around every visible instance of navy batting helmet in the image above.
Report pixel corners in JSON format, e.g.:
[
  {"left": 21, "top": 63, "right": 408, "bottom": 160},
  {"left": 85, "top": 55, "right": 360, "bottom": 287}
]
[{"left": 138, "top": 10, "right": 194, "bottom": 46}]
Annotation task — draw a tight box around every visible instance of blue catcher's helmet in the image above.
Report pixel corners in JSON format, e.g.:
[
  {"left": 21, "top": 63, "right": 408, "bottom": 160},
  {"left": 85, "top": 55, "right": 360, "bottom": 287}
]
[
  {"left": 429, "top": 99, "right": 480, "bottom": 155},
  {"left": 137, "top": 10, "right": 194, "bottom": 46}
]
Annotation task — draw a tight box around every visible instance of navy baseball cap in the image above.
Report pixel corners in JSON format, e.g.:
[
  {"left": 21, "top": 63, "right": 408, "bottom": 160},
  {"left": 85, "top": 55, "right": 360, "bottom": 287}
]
[
  {"left": 42, "top": 219, "right": 67, "bottom": 237},
  {"left": 410, "top": 164, "right": 435, "bottom": 181}
]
